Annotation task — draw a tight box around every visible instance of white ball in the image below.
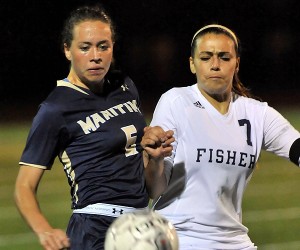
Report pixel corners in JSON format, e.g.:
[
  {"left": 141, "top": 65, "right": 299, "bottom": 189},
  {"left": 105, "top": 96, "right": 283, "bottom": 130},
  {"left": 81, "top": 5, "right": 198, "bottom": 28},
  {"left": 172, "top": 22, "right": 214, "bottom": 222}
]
[{"left": 104, "top": 209, "right": 179, "bottom": 250}]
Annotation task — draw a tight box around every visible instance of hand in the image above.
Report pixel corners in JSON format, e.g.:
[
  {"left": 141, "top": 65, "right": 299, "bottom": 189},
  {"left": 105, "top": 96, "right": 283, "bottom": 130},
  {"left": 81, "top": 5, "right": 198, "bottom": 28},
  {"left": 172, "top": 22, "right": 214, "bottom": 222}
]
[
  {"left": 141, "top": 126, "right": 174, "bottom": 159},
  {"left": 37, "top": 229, "right": 70, "bottom": 250}
]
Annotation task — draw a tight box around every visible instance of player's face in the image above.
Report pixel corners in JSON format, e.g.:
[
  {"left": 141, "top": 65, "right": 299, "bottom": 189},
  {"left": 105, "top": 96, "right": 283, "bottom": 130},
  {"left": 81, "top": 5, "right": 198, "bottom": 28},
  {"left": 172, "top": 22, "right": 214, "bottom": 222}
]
[
  {"left": 64, "top": 20, "right": 113, "bottom": 88},
  {"left": 189, "top": 33, "right": 239, "bottom": 99}
]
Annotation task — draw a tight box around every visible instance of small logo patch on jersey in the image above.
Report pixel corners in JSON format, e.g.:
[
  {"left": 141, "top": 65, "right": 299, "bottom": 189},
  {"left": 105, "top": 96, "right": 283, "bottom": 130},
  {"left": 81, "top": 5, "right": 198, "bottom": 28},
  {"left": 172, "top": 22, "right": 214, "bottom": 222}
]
[
  {"left": 121, "top": 84, "right": 129, "bottom": 91},
  {"left": 194, "top": 101, "right": 204, "bottom": 109},
  {"left": 112, "top": 208, "right": 124, "bottom": 215}
]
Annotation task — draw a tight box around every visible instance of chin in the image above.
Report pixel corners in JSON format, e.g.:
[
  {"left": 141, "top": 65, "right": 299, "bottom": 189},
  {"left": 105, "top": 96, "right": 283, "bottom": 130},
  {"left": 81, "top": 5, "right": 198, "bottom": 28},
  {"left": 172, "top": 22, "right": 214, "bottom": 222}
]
[{"left": 87, "top": 76, "right": 105, "bottom": 84}]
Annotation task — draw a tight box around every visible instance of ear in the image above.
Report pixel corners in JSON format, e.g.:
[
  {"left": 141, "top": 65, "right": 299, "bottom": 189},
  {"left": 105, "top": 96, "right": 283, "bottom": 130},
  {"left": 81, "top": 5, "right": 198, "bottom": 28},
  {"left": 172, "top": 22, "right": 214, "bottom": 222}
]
[
  {"left": 235, "top": 57, "right": 240, "bottom": 73},
  {"left": 64, "top": 43, "right": 72, "bottom": 61},
  {"left": 189, "top": 57, "right": 196, "bottom": 74}
]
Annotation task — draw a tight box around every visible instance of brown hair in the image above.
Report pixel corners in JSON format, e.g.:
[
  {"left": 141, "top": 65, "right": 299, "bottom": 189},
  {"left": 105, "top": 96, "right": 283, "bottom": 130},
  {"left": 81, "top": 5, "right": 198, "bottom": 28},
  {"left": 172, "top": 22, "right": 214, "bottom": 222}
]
[{"left": 61, "top": 4, "right": 116, "bottom": 50}]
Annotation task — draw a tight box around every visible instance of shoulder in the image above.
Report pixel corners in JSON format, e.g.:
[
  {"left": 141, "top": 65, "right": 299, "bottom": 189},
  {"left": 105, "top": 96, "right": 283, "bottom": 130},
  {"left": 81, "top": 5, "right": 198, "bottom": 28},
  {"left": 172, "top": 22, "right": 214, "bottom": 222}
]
[
  {"left": 43, "top": 79, "right": 92, "bottom": 106},
  {"left": 233, "top": 95, "right": 282, "bottom": 123},
  {"left": 33, "top": 101, "right": 63, "bottom": 127},
  {"left": 124, "top": 76, "right": 138, "bottom": 93},
  {"left": 34, "top": 83, "right": 75, "bottom": 121},
  {"left": 234, "top": 95, "right": 268, "bottom": 110},
  {"left": 43, "top": 81, "right": 85, "bottom": 105},
  {"left": 105, "top": 70, "right": 140, "bottom": 96},
  {"left": 160, "top": 84, "right": 196, "bottom": 103}
]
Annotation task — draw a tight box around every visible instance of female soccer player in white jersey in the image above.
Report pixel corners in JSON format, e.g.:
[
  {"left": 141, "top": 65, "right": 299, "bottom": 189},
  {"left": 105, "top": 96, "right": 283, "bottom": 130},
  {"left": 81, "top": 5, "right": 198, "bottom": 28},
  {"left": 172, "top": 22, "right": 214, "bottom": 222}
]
[
  {"left": 14, "top": 4, "right": 173, "bottom": 250},
  {"left": 143, "top": 24, "right": 300, "bottom": 249}
]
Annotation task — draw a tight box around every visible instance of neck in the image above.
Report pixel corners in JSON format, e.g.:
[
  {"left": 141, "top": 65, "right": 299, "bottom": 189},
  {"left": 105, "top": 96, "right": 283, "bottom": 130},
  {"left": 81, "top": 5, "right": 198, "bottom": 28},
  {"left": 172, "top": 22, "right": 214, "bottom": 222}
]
[
  {"left": 67, "top": 74, "right": 105, "bottom": 94},
  {"left": 200, "top": 89, "right": 231, "bottom": 114}
]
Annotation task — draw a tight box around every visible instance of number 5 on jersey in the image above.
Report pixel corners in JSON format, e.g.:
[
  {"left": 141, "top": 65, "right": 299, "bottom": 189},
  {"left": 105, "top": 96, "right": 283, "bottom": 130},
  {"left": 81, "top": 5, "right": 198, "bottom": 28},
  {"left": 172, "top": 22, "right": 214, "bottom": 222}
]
[{"left": 121, "top": 125, "right": 138, "bottom": 157}]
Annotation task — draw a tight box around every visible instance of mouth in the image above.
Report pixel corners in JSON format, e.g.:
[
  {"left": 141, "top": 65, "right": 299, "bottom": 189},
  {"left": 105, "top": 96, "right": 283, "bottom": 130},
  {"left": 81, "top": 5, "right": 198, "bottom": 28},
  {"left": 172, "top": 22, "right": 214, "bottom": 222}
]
[
  {"left": 208, "top": 76, "right": 222, "bottom": 80},
  {"left": 88, "top": 67, "right": 105, "bottom": 75}
]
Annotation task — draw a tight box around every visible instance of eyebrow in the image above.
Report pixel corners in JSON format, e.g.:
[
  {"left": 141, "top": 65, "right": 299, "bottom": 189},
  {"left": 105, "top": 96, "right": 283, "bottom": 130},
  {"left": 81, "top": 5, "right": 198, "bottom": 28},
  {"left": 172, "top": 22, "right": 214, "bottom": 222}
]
[
  {"left": 79, "top": 39, "right": 110, "bottom": 45},
  {"left": 199, "top": 51, "right": 231, "bottom": 56}
]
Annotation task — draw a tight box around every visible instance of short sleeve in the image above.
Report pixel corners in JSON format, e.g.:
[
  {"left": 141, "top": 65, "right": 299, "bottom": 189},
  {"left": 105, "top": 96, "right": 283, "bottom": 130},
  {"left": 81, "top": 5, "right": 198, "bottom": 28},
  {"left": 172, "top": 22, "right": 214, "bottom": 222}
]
[
  {"left": 263, "top": 106, "right": 300, "bottom": 159},
  {"left": 19, "top": 103, "right": 67, "bottom": 169}
]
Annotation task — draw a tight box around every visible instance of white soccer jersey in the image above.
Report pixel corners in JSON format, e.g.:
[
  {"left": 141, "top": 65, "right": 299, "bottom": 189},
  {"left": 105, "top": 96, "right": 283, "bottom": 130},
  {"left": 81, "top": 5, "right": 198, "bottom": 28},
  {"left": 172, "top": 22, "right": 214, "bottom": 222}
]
[{"left": 150, "top": 84, "right": 300, "bottom": 249}]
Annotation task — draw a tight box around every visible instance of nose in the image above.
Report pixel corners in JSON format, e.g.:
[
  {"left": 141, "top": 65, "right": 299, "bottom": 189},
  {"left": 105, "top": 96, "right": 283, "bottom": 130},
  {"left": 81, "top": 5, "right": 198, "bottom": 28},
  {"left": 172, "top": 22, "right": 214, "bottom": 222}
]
[
  {"left": 91, "top": 48, "right": 102, "bottom": 63},
  {"left": 211, "top": 56, "right": 220, "bottom": 70}
]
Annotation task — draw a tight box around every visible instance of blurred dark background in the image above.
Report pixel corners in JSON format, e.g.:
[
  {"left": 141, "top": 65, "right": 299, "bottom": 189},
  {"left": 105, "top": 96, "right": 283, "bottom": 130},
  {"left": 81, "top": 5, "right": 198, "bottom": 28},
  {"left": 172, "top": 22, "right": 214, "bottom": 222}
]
[{"left": 1, "top": 0, "right": 300, "bottom": 122}]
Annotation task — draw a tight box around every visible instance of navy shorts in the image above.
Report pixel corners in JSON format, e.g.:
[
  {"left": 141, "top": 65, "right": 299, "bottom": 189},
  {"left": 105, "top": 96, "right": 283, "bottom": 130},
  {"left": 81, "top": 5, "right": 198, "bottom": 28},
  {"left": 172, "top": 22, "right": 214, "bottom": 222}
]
[{"left": 66, "top": 213, "right": 115, "bottom": 250}]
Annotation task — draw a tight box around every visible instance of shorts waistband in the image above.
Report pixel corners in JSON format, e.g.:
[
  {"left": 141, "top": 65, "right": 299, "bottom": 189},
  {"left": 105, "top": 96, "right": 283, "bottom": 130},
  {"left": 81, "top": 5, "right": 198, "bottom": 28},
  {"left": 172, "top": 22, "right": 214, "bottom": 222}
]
[{"left": 73, "top": 202, "right": 147, "bottom": 218}]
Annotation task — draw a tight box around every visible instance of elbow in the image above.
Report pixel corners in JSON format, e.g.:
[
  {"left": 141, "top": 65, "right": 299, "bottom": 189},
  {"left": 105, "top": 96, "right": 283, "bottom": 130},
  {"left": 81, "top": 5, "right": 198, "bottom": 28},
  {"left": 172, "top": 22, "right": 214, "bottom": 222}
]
[
  {"left": 289, "top": 138, "right": 300, "bottom": 166},
  {"left": 14, "top": 182, "right": 24, "bottom": 209}
]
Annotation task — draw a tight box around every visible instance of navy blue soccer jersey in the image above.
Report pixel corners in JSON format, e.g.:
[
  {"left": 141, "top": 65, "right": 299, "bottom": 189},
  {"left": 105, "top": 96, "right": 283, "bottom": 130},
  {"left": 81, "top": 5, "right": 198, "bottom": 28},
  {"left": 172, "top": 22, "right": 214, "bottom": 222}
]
[{"left": 20, "top": 76, "right": 149, "bottom": 209}]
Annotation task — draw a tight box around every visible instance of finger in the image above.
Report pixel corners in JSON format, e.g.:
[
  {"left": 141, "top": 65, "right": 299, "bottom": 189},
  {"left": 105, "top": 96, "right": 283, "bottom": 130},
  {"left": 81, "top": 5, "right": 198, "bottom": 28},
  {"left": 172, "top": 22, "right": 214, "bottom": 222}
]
[
  {"left": 160, "top": 131, "right": 174, "bottom": 143},
  {"left": 55, "top": 238, "right": 70, "bottom": 250},
  {"left": 163, "top": 137, "right": 175, "bottom": 146},
  {"left": 141, "top": 138, "right": 161, "bottom": 149},
  {"left": 40, "top": 232, "right": 57, "bottom": 250},
  {"left": 53, "top": 230, "right": 70, "bottom": 249},
  {"left": 144, "top": 146, "right": 165, "bottom": 158},
  {"left": 41, "top": 230, "right": 70, "bottom": 250},
  {"left": 166, "top": 129, "right": 174, "bottom": 137},
  {"left": 143, "top": 133, "right": 164, "bottom": 147}
]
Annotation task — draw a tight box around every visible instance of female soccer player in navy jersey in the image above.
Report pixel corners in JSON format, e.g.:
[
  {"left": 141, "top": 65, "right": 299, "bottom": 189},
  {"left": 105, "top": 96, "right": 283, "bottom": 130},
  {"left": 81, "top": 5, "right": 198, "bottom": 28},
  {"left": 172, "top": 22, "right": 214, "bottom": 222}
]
[
  {"left": 14, "top": 4, "right": 173, "bottom": 250},
  {"left": 142, "top": 24, "right": 300, "bottom": 249}
]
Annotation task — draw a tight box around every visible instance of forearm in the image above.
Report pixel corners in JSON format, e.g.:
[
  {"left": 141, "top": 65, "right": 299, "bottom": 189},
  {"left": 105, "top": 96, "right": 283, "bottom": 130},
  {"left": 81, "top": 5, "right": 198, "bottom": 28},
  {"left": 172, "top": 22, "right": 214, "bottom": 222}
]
[
  {"left": 144, "top": 152, "right": 168, "bottom": 199},
  {"left": 14, "top": 184, "right": 52, "bottom": 234},
  {"left": 141, "top": 126, "right": 175, "bottom": 199}
]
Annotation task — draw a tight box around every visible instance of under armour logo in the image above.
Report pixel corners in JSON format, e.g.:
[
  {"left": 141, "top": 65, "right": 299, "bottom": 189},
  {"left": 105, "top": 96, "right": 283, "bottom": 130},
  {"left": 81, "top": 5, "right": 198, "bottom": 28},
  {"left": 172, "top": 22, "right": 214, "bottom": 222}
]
[
  {"left": 194, "top": 101, "right": 204, "bottom": 109},
  {"left": 121, "top": 84, "right": 129, "bottom": 91},
  {"left": 112, "top": 208, "right": 124, "bottom": 215}
]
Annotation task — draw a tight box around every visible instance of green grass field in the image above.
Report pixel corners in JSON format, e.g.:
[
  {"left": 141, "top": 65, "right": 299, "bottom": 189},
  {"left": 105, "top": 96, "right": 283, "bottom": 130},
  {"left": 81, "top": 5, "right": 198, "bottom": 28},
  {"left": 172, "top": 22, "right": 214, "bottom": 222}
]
[{"left": 1, "top": 108, "right": 300, "bottom": 250}]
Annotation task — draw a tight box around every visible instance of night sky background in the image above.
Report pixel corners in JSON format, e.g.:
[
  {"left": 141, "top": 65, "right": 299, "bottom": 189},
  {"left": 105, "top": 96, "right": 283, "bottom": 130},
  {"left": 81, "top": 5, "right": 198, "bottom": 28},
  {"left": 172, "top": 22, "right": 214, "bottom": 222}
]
[{"left": 1, "top": 0, "right": 300, "bottom": 121}]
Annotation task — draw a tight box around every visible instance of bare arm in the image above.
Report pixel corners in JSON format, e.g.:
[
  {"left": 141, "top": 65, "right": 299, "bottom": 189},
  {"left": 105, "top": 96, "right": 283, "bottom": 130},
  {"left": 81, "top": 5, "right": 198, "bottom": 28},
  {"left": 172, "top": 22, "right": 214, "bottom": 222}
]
[
  {"left": 141, "top": 126, "right": 174, "bottom": 199},
  {"left": 14, "top": 165, "right": 70, "bottom": 250}
]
